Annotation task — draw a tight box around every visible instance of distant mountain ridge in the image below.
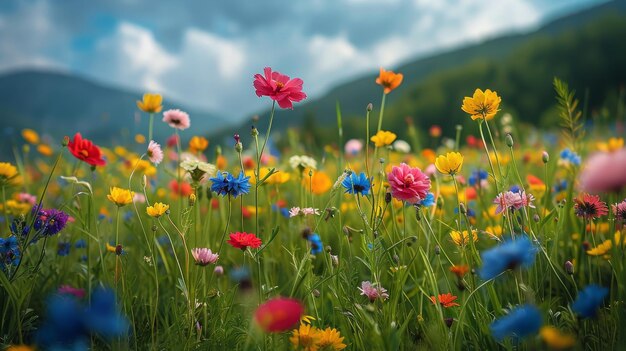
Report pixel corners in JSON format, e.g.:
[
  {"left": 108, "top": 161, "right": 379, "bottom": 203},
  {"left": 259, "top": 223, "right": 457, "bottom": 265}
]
[{"left": 0, "top": 70, "right": 232, "bottom": 149}]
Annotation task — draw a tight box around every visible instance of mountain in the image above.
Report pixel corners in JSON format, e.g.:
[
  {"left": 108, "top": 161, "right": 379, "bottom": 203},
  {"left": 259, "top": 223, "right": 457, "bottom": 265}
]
[
  {"left": 0, "top": 70, "right": 233, "bottom": 149},
  {"left": 226, "top": 0, "right": 626, "bottom": 147}
]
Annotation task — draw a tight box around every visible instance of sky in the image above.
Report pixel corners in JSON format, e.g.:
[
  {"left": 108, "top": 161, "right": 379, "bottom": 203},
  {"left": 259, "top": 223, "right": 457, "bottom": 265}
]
[{"left": 0, "top": 0, "right": 607, "bottom": 121}]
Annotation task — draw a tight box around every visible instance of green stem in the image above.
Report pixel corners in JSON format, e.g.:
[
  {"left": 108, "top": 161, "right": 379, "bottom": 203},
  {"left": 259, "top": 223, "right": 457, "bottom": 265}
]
[
  {"left": 478, "top": 121, "right": 500, "bottom": 195},
  {"left": 148, "top": 113, "right": 154, "bottom": 142},
  {"left": 376, "top": 93, "right": 387, "bottom": 132}
]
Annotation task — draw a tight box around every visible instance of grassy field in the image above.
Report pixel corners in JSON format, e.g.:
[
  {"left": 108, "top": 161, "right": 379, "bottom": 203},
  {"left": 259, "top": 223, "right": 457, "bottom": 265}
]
[{"left": 1, "top": 69, "right": 625, "bottom": 350}]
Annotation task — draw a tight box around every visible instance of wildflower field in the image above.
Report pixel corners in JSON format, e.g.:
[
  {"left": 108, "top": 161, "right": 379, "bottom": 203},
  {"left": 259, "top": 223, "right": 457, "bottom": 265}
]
[{"left": 1, "top": 66, "right": 626, "bottom": 351}]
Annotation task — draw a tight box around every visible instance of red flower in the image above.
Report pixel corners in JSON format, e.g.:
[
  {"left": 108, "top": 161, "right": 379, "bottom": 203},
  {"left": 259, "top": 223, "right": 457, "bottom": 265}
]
[
  {"left": 169, "top": 180, "right": 193, "bottom": 197},
  {"left": 254, "top": 297, "right": 304, "bottom": 333},
  {"left": 227, "top": 232, "right": 262, "bottom": 250},
  {"left": 430, "top": 293, "right": 460, "bottom": 308},
  {"left": 574, "top": 193, "right": 608, "bottom": 220},
  {"left": 67, "top": 133, "right": 106, "bottom": 167},
  {"left": 253, "top": 67, "right": 307, "bottom": 109}
]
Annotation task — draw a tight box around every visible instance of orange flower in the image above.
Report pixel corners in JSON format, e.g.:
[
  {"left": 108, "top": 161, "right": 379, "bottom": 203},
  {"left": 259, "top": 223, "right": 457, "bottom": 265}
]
[
  {"left": 449, "top": 265, "right": 470, "bottom": 278},
  {"left": 189, "top": 136, "right": 209, "bottom": 153},
  {"left": 375, "top": 68, "right": 403, "bottom": 94},
  {"left": 304, "top": 170, "right": 332, "bottom": 195},
  {"left": 430, "top": 293, "right": 460, "bottom": 308}
]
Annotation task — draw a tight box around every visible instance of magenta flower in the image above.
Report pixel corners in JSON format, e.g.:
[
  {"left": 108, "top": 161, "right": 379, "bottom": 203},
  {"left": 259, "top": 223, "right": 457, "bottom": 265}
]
[
  {"left": 253, "top": 67, "right": 307, "bottom": 109},
  {"left": 58, "top": 285, "right": 86, "bottom": 299},
  {"left": 191, "top": 248, "right": 219, "bottom": 266},
  {"left": 147, "top": 140, "right": 164, "bottom": 165},
  {"left": 580, "top": 149, "right": 626, "bottom": 193},
  {"left": 613, "top": 200, "right": 626, "bottom": 229},
  {"left": 163, "top": 109, "right": 190, "bottom": 130},
  {"left": 358, "top": 281, "right": 389, "bottom": 302},
  {"left": 387, "top": 163, "right": 431, "bottom": 204},
  {"left": 18, "top": 193, "right": 37, "bottom": 205}
]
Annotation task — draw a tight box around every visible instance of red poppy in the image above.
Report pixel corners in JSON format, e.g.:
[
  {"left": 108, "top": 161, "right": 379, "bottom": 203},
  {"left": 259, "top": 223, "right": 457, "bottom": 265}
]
[
  {"left": 254, "top": 297, "right": 304, "bottom": 332},
  {"left": 430, "top": 293, "right": 460, "bottom": 308},
  {"left": 169, "top": 180, "right": 193, "bottom": 197},
  {"left": 227, "top": 232, "right": 262, "bottom": 250},
  {"left": 253, "top": 67, "right": 307, "bottom": 109},
  {"left": 67, "top": 133, "right": 106, "bottom": 166}
]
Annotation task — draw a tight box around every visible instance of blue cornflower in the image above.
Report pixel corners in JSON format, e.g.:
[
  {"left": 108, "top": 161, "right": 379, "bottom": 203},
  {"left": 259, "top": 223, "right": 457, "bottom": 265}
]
[
  {"left": 572, "top": 285, "right": 608, "bottom": 318},
  {"left": 57, "top": 242, "right": 71, "bottom": 256},
  {"left": 509, "top": 185, "right": 521, "bottom": 193},
  {"left": 479, "top": 236, "right": 537, "bottom": 280},
  {"left": 418, "top": 192, "right": 435, "bottom": 207},
  {"left": 0, "top": 236, "right": 21, "bottom": 266},
  {"left": 307, "top": 233, "right": 323, "bottom": 255},
  {"left": 560, "top": 148, "right": 581, "bottom": 166},
  {"left": 341, "top": 172, "right": 371, "bottom": 195},
  {"left": 210, "top": 171, "right": 251, "bottom": 198},
  {"left": 490, "top": 304, "right": 542, "bottom": 341},
  {"left": 553, "top": 179, "right": 567, "bottom": 193},
  {"left": 84, "top": 287, "right": 130, "bottom": 338},
  {"left": 468, "top": 169, "right": 488, "bottom": 186},
  {"left": 75, "top": 239, "right": 87, "bottom": 249}
]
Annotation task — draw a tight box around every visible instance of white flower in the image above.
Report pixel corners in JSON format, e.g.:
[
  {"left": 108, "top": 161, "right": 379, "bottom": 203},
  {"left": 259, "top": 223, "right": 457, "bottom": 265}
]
[
  {"left": 392, "top": 140, "right": 411, "bottom": 153},
  {"left": 289, "top": 155, "right": 317, "bottom": 170}
]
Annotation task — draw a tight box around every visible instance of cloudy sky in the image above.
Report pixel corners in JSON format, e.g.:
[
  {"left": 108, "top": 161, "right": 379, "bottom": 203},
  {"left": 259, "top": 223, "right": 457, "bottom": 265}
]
[{"left": 0, "top": 0, "right": 606, "bottom": 120}]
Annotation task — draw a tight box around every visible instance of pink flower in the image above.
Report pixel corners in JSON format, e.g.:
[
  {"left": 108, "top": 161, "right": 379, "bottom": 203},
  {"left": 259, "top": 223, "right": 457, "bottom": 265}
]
[
  {"left": 345, "top": 139, "right": 363, "bottom": 155},
  {"left": 191, "top": 248, "right": 219, "bottom": 266},
  {"left": 253, "top": 67, "right": 307, "bottom": 109},
  {"left": 387, "top": 163, "right": 431, "bottom": 204},
  {"left": 133, "top": 193, "right": 146, "bottom": 204},
  {"left": 579, "top": 149, "right": 626, "bottom": 193},
  {"left": 17, "top": 193, "right": 37, "bottom": 206},
  {"left": 163, "top": 109, "right": 190, "bottom": 130},
  {"left": 358, "top": 281, "right": 389, "bottom": 302},
  {"left": 58, "top": 285, "right": 86, "bottom": 299},
  {"left": 574, "top": 193, "right": 608, "bottom": 220},
  {"left": 147, "top": 140, "right": 164, "bottom": 165},
  {"left": 289, "top": 207, "right": 301, "bottom": 217},
  {"left": 214, "top": 265, "right": 224, "bottom": 275},
  {"left": 301, "top": 207, "right": 320, "bottom": 216},
  {"left": 613, "top": 200, "right": 626, "bottom": 229},
  {"left": 493, "top": 190, "right": 534, "bottom": 215}
]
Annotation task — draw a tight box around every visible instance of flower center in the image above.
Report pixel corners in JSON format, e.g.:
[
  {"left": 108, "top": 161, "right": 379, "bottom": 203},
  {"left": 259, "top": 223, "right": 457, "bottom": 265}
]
[
  {"left": 275, "top": 81, "right": 285, "bottom": 89},
  {"left": 403, "top": 174, "right": 414, "bottom": 187},
  {"left": 80, "top": 149, "right": 89, "bottom": 157}
]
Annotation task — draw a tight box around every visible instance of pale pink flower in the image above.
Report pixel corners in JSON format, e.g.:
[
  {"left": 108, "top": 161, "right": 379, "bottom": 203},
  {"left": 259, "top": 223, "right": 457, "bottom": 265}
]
[
  {"left": 493, "top": 190, "right": 535, "bottom": 215},
  {"left": 301, "top": 207, "right": 320, "bottom": 216},
  {"left": 344, "top": 139, "right": 363, "bottom": 156},
  {"left": 579, "top": 149, "right": 626, "bottom": 193},
  {"left": 358, "top": 281, "right": 389, "bottom": 302},
  {"left": 192, "top": 248, "right": 219, "bottom": 266},
  {"left": 289, "top": 207, "right": 301, "bottom": 218},
  {"left": 387, "top": 163, "right": 431, "bottom": 204},
  {"left": 147, "top": 140, "right": 164, "bottom": 165},
  {"left": 163, "top": 109, "right": 190, "bottom": 130},
  {"left": 58, "top": 285, "right": 86, "bottom": 299},
  {"left": 424, "top": 164, "right": 437, "bottom": 177},
  {"left": 17, "top": 193, "right": 36, "bottom": 205},
  {"left": 613, "top": 200, "right": 626, "bottom": 229},
  {"left": 133, "top": 193, "right": 146, "bottom": 204},
  {"left": 214, "top": 265, "right": 224, "bottom": 275}
]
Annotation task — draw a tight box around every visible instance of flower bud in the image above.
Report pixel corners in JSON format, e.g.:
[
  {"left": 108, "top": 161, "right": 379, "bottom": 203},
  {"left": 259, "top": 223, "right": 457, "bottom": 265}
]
[
  {"left": 434, "top": 245, "right": 440, "bottom": 255},
  {"left": 393, "top": 254, "right": 400, "bottom": 264},
  {"left": 189, "top": 193, "right": 196, "bottom": 207},
  {"left": 533, "top": 214, "right": 540, "bottom": 223},
  {"left": 366, "top": 103, "right": 373, "bottom": 112},
  {"left": 542, "top": 151, "right": 549, "bottom": 164},
  {"left": 62, "top": 136, "right": 70, "bottom": 146},
  {"left": 151, "top": 225, "right": 158, "bottom": 232},
  {"left": 455, "top": 125, "right": 463, "bottom": 132},
  {"left": 505, "top": 133, "right": 514, "bottom": 147},
  {"left": 330, "top": 254, "right": 339, "bottom": 267},
  {"left": 445, "top": 317, "right": 454, "bottom": 328},
  {"left": 214, "top": 265, "right": 224, "bottom": 276},
  {"left": 234, "top": 134, "right": 240, "bottom": 144},
  {"left": 564, "top": 261, "right": 574, "bottom": 275},
  {"left": 251, "top": 126, "right": 259, "bottom": 137},
  {"left": 459, "top": 202, "right": 467, "bottom": 215},
  {"left": 312, "top": 289, "right": 321, "bottom": 298},
  {"left": 385, "top": 192, "right": 392, "bottom": 204},
  {"left": 235, "top": 142, "right": 243, "bottom": 153}
]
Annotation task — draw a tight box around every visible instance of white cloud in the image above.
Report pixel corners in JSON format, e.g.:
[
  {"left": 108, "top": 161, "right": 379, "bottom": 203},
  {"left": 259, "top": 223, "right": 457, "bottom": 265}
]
[{"left": 182, "top": 29, "right": 245, "bottom": 79}]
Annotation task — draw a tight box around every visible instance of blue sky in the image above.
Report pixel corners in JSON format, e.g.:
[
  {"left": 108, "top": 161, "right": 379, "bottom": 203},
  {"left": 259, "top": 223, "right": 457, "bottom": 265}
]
[{"left": 0, "top": 0, "right": 606, "bottom": 120}]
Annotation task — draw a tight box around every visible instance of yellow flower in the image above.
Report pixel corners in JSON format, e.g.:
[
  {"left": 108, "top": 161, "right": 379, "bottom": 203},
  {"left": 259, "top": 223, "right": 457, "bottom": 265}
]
[
  {"left": 127, "top": 158, "right": 157, "bottom": 177},
  {"left": 137, "top": 93, "right": 163, "bottom": 113},
  {"left": 450, "top": 230, "right": 478, "bottom": 246},
  {"left": 106, "top": 242, "right": 118, "bottom": 254},
  {"left": 596, "top": 137, "right": 624, "bottom": 153},
  {"left": 135, "top": 134, "right": 146, "bottom": 144},
  {"left": 586, "top": 240, "right": 612, "bottom": 256},
  {"left": 249, "top": 168, "right": 291, "bottom": 185},
  {"left": 540, "top": 326, "right": 576, "bottom": 350},
  {"left": 300, "top": 315, "right": 316, "bottom": 325},
  {"left": 484, "top": 225, "right": 503, "bottom": 238},
  {"left": 147, "top": 202, "right": 169, "bottom": 218},
  {"left": 290, "top": 324, "right": 321, "bottom": 351},
  {"left": 304, "top": 170, "right": 332, "bottom": 195},
  {"left": 370, "top": 130, "right": 397, "bottom": 147},
  {"left": 37, "top": 144, "right": 54, "bottom": 156},
  {"left": 21, "top": 129, "right": 39, "bottom": 144},
  {"left": 317, "top": 327, "right": 347, "bottom": 350},
  {"left": 4, "top": 200, "right": 31, "bottom": 216},
  {"left": 189, "top": 136, "right": 209, "bottom": 153},
  {"left": 6, "top": 345, "right": 36, "bottom": 351},
  {"left": 0, "top": 162, "right": 20, "bottom": 186},
  {"left": 461, "top": 88, "right": 502, "bottom": 121},
  {"left": 435, "top": 152, "right": 463, "bottom": 176},
  {"left": 107, "top": 187, "right": 134, "bottom": 207},
  {"left": 375, "top": 67, "right": 403, "bottom": 94}
]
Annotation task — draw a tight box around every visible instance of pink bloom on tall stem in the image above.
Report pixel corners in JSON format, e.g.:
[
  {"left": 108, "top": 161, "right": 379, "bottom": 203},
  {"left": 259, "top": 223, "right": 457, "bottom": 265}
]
[
  {"left": 579, "top": 149, "right": 626, "bottom": 193},
  {"left": 387, "top": 163, "right": 431, "bottom": 204},
  {"left": 358, "top": 281, "right": 389, "bottom": 302},
  {"left": 493, "top": 190, "right": 535, "bottom": 215},
  {"left": 192, "top": 248, "right": 219, "bottom": 266},
  {"left": 163, "top": 109, "right": 190, "bottom": 130},
  {"left": 253, "top": 67, "right": 307, "bottom": 109},
  {"left": 147, "top": 140, "right": 163, "bottom": 165},
  {"left": 574, "top": 193, "right": 608, "bottom": 220}
]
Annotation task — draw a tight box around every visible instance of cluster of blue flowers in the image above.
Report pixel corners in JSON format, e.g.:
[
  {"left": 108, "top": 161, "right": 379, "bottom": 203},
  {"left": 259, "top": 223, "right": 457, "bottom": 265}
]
[
  {"left": 490, "top": 304, "right": 542, "bottom": 341},
  {"left": 210, "top": 171, "right": 251, "bottom": 198},
  {"left": 560, "top": 148, "right": 581, "bottom": 166},
  {"left": 468, "top": 169, "right": 489, "bottom": 187},
  {"left": 0, "top": 235, "right": 20, "bottom": 270},
  {"left": 36, "top": 287, "right": 129, "bottom": 350},
  {"left": 341, "top": 172, "right": 371, "bottom": 195}
]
